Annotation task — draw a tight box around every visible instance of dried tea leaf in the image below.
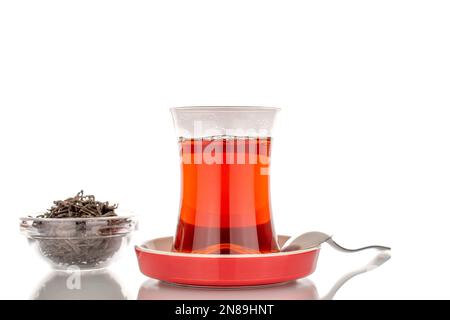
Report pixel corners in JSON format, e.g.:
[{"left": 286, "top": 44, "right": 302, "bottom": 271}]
[{"left": 38, "top": 190, "right": 118, "bottom": 219}]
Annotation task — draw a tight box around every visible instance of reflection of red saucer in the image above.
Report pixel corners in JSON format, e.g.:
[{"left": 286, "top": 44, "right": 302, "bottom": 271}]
[{"left": 135, "top": 236, "right": 320, "bottom": 287}]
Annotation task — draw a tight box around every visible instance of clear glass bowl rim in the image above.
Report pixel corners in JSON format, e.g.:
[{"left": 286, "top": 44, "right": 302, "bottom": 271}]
[
  {"left": 170, "top": 106, "right": 281, "bottom": 113},
  {"left": 20, "top": 215, "right": 136, "bottom": 223},
  {"left": 20, "top": 215, "right": 138, "bottom": 239}
]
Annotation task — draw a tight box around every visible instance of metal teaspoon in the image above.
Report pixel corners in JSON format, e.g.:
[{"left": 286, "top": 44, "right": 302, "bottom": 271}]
[{"left": 281, "top": 231, "right": 391, "bottom": 252}]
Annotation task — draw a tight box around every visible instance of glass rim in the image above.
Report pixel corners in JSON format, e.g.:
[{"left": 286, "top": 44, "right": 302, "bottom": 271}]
[
  {"left": 20, "top": 215, "right": 136, "bottom": 223},
  {"left": 171, "top": 106, "right": 281, "bottom": 113}
]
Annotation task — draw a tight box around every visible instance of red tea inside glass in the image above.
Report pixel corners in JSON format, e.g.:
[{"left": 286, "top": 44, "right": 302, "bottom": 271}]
[{"left": 173, "top": 136, "right": 279, "bottom": 254}]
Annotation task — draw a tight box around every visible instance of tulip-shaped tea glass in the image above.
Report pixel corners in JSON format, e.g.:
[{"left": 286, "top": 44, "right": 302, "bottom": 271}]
[{"left": 171, "top": 107, "right": 280, "bottom": 254}]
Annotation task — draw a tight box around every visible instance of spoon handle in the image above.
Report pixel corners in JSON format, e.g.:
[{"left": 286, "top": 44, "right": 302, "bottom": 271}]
[{"left": 327, "top": 238, "right": 391, "bottom": 253}]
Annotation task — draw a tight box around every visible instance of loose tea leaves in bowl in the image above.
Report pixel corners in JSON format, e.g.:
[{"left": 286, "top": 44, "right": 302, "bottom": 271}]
[
  {"left": 20, "top": 191, "right": 137, "bottom": 270},
  {"left": 38, "top": 190, "right": 118, "bottom": 219}
]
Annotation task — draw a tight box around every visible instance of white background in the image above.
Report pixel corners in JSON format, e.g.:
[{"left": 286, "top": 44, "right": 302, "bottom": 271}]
[{"left": 0, "top": 0, "right": 449, "bottom": 299}]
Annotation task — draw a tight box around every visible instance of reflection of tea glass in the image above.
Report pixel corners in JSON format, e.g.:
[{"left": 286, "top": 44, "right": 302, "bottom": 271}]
[{"left": 170, "top": 107, "right": 280, "bottom": 254}]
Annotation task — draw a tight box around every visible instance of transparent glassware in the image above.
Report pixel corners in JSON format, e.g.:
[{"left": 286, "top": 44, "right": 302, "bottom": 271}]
[
  {"left": 20, "top": 215, "right": 137, "bottom": 270},
  {"left": 171, "top": 106, "right": 280, "bottom": 254}
]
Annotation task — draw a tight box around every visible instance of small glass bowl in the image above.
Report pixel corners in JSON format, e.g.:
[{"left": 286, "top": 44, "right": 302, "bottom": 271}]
[{"left": 20, "top": 215, "right": 137, "bottom": 270}]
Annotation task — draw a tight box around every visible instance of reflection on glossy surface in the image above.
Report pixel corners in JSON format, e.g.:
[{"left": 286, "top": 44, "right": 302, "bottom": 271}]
[
  {"left": 33, "top": 269, "right": 127, "bottom": 300},
  {"left": 138, "top": 251, "right": 391, "bottom": 300},
  {"left": 322, "top": 251, "right": 391, "bottom": 300},
  {"left": 139, "top": 279, "right": 319, "bottom": 300}
]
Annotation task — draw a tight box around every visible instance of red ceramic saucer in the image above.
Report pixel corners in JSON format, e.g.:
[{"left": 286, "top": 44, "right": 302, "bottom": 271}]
[{"left": 135, "top": 235, "right": 320, "bottom": 287}]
